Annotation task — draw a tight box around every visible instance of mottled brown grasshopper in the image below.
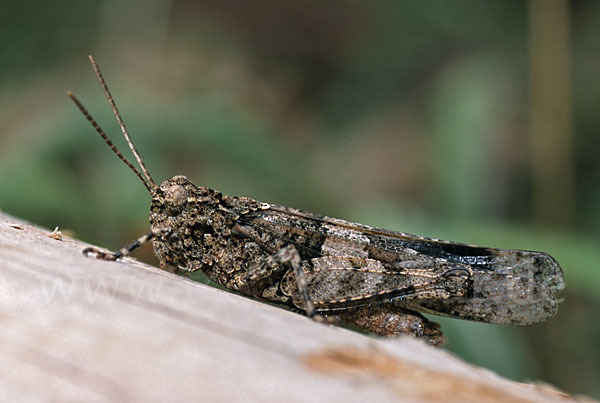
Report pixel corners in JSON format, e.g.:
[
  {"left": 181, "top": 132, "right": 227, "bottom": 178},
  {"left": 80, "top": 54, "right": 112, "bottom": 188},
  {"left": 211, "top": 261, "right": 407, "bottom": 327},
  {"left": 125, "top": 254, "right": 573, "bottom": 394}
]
[{"left": 68, "top": 56, "right": 565, "bottom": 346}]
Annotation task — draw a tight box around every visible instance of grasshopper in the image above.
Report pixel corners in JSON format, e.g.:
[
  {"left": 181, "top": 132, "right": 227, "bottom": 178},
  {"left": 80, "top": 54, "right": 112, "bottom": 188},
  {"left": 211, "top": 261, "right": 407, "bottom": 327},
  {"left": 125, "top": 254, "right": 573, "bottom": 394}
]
[{"left": 68, "top": 56, "right": 565, "bottom": 346}]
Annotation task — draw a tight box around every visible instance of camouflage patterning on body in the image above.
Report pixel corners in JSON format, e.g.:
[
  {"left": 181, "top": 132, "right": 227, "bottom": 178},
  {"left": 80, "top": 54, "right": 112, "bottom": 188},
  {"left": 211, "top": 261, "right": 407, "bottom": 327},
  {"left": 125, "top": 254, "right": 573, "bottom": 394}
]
[{"left": 71, "top": 56, "right": 565, "bottom": 347}]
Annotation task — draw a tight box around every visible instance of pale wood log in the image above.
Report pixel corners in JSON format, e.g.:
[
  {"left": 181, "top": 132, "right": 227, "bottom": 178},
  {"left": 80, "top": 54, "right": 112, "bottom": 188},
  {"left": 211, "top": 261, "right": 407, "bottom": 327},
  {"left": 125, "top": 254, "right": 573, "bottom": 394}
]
[{"left": 0, "top": 212, "right": 581, "bottom": 402}]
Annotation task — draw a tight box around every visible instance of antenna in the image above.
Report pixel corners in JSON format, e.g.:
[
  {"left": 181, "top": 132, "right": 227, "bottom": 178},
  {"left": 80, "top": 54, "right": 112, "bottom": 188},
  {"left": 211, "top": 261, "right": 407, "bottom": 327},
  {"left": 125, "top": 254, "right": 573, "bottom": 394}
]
[
  {"left": 86, "top": 55, "right": 156, "bottom": 190},
  {"left": 67, "top": 55, "right": 158, "bottom": 193},
  {"left": 67, "top": 91, "right": 155, "bottom": 193}
]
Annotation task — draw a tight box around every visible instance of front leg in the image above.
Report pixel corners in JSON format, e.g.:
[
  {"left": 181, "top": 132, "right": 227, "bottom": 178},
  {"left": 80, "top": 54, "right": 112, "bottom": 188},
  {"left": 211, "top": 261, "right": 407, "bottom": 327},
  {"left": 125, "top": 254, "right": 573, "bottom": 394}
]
[{"left": 83, "top": 228, "right": 172, "bottom": 261}]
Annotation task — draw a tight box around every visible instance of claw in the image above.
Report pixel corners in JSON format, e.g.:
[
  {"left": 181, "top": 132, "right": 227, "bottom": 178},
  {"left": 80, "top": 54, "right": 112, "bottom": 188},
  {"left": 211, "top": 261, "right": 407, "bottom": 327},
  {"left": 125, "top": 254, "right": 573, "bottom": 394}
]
[{"left": 82, "top": 247, "right": 118, "bottom": 261}]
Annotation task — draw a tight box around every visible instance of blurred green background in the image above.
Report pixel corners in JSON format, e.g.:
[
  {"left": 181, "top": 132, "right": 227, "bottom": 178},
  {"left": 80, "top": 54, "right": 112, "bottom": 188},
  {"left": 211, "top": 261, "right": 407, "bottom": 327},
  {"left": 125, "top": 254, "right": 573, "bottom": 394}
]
[{"left": 1, "top": 0, "right": 599, "bottom": 398}]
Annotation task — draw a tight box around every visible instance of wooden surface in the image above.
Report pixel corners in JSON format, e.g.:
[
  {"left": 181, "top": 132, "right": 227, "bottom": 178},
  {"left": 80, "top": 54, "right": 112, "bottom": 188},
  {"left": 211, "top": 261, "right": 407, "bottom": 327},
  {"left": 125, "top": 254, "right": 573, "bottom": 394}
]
[{"left": 0, "top": 212, "right": 581, "bottom": 402}]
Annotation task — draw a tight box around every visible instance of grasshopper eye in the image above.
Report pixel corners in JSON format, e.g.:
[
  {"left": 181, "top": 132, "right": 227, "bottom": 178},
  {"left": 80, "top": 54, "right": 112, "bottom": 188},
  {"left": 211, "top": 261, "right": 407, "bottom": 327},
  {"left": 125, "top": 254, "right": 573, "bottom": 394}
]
[
  {"left": 165, "top": 184, "right": 188, "bottom": 215},
  {"left": 443, "top": 267, "right": 470, "bottom": 280}
]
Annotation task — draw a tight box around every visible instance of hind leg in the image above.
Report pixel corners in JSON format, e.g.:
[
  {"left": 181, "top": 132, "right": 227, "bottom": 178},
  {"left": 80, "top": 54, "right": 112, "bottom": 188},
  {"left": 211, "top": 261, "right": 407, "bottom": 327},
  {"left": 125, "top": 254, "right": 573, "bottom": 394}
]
[{"left": 336, "top": 305, "right": 446, "bottom": 347}]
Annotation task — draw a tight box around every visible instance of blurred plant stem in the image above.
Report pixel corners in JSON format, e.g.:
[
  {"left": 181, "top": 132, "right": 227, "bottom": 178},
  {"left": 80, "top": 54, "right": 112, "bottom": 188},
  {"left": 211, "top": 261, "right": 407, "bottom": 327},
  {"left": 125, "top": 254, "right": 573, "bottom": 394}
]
[{"left": 528, "top": 0, "right": 574, "bottom": 226}]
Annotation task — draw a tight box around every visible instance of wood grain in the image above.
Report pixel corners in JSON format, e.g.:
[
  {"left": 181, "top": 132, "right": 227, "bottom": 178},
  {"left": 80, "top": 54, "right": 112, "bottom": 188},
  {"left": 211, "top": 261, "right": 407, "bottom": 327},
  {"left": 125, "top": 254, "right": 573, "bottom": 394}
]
[{"left": 0, "top": 212, "right": 579, "bottom": 402}]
